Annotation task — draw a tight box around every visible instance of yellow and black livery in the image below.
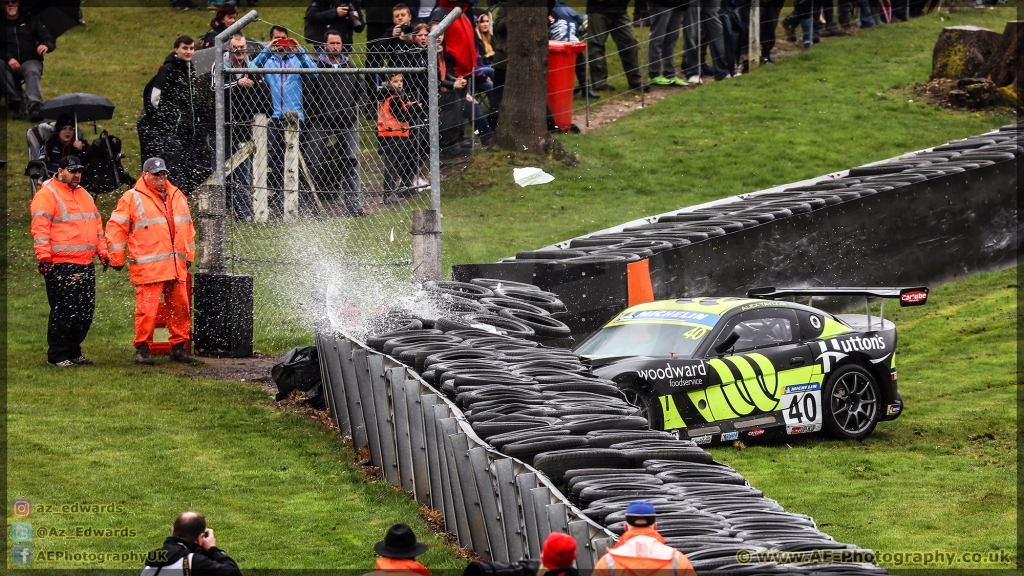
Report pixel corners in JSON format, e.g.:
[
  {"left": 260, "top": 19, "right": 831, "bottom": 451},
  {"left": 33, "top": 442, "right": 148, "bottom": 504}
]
[{"left": 575, "top": 287, "right": 928, "bottom": 443}]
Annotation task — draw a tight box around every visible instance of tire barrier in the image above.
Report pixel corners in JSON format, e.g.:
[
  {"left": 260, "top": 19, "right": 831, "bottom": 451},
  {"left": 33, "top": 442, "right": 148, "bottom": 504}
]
[
  {"left": 314, "top": 296, "right": 889, "bottom": 574},
  {"left": 452, "top": 124, "right": 1022, "bottom": 339}
]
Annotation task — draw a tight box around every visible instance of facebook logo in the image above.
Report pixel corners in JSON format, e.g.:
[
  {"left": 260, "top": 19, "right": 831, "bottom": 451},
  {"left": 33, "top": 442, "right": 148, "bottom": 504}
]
[{"left": 12, "top": 545, "right": 32, "bottom": 565}]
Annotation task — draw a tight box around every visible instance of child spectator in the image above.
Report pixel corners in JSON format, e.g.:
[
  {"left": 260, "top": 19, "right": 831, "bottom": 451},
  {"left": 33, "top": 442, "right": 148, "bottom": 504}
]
[
  {"left": 377, "top": 72, "right": 422, "bottom": 203},
  {"left": 548, "top": 9, "right": 592, "bottom": 99}
]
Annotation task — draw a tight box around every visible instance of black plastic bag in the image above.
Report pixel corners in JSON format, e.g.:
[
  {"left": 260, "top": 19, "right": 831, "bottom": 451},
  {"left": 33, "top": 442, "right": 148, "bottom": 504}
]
[{"left": 271, "top": 346, "right": 325, "bottom": 409}]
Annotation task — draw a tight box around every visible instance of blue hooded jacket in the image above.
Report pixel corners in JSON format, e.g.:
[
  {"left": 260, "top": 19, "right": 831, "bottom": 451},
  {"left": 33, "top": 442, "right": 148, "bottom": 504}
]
[{"left": 250, "top": 46, "right": 318, "bottom": 121}]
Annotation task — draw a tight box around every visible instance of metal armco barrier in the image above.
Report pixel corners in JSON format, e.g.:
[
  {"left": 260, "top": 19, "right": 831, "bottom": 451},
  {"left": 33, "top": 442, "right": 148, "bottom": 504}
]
[{"left": 314, "top": 330, "right": 614, "bottom": 564}]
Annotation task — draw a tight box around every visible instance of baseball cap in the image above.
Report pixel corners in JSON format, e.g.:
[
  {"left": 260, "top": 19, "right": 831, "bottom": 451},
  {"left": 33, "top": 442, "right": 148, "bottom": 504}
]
[
  {"left": 143, "top": 157, "right": 168, "bottom": 174},
  {"left": 624, "top": 500, "right": 657, "bottom": 527},
  {"left": 541, "top": 532, "right": 576, "bottom": 570},
  {"left": 58, "top": 155, "right": 85, "bottom": 171}
]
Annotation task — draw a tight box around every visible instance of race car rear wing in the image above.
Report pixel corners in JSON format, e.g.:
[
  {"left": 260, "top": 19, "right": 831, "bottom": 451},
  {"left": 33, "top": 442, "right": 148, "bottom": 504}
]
[{"left": 747, "top": 286, "right": 929, "bottom": 328}]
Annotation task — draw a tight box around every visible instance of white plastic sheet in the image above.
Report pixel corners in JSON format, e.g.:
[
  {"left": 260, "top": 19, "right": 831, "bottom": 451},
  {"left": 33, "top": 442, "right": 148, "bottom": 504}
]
[{"left": 513, "top": 167, "right": 555, "bottom": 187}]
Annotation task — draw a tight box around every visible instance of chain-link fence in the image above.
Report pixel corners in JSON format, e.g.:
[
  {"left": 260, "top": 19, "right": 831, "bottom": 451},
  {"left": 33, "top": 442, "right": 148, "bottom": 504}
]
[{"left": 208, "top": 11, "right": 461, "bottom": 345}]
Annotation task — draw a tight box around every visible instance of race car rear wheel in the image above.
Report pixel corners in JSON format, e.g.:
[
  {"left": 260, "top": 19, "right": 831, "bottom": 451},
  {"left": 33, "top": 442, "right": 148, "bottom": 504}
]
[
  {"left": 823, "top": 364, "right": 880, "bottom": 440},
  {"left": 619, "top": 385, "right": 663, "bottom": 431}
]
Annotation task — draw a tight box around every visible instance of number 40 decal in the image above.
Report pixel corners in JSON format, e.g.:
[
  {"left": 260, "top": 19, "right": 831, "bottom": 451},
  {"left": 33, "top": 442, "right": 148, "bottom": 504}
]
[
  {"left": 787, "top": 393, "right": 818, "bottom": 423},
  {"left": 684, "top": 327, "right": 709, "bottom": 340},
  {"left": 781, "top": 383, "right": 822, "bottom": 432}
]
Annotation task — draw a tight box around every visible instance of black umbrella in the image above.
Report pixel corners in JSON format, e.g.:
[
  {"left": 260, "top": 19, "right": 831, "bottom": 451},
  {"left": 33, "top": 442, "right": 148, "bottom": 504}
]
[{"left": 38, "top": 92, "right": 115, "bottom": 132}]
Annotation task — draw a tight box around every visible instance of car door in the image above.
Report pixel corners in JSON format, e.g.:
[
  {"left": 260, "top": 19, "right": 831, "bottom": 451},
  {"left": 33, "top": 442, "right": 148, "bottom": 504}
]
[{"left": 687, "top": 308, "right": 816, "bottom": 426}]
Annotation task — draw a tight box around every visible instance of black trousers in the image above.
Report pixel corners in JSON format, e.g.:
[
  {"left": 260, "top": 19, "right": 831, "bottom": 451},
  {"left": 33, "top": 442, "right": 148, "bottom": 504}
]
[{"left": 44, "top": 263, "right": 96, "bottom": 363}]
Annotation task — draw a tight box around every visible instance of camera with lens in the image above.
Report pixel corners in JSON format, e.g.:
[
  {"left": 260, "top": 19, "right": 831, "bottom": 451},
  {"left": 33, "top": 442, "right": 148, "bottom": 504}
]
[
  {"left": 342, "top": 3, "right": 364, "bottom": 27},
  {"left": 400, "top": 22, "right": 413, "bottom": 34}
]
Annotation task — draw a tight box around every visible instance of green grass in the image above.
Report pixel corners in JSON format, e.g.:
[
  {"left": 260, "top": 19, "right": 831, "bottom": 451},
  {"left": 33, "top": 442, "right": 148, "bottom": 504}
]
[
  {"left": 707, "top": 268, "right": 1019, "bottom": 569},
  {"left": 5, "top": 258, "right": 467, "bottom": 570},
  {"left": 440, "top": 7, "right": 1017, "bottom": 269},
  {"left": 4, "top": 3, "right": 1019, "bottom": 572}
]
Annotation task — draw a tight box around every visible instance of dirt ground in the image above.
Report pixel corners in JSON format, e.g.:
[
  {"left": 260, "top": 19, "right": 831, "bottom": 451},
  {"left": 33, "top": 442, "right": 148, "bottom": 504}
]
[{"left": 194, "top": 354, "right": 278, "bottom": 386}]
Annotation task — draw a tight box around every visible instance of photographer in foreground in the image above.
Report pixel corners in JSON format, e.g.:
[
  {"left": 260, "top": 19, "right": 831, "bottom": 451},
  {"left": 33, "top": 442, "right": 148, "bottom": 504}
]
[
  {"left": 305, "top": 0, "right": 364, "bottom": 50},
  {"left": 141, "top": 511, "right": 242, "bottom": 576}
]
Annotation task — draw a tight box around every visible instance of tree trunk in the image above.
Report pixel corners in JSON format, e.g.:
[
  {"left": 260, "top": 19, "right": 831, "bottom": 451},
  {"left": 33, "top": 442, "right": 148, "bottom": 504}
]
[
  {"left": 931, "top": 25, "right": 1002, "bottom": 80},
  {"left": 493, "top": 2, "right": 556, "bottom": 156}
]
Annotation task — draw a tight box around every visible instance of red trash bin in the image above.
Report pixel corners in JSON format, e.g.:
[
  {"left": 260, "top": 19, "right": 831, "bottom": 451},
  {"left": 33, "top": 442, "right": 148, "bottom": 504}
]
[{"left": 547, "top": 40, "right": 587, "bottom": 132}]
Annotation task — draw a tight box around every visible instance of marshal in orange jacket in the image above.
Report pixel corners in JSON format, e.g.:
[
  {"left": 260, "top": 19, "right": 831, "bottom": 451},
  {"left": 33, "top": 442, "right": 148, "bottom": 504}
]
[
  {"left": 105, "top": 177, "right": 196, "bottom": 286},
  {"left": 593, "top": 527, "right": 697, "bottom": 576},
  {"left": 30, "top": 178, "right": 108, "bottom": 265}
]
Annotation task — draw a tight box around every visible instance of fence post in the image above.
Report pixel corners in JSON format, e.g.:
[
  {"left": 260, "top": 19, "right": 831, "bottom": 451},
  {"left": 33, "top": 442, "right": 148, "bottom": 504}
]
[
  {"left": 251, "top": 113, "right": 268, "bottom": 222},
  {"left": 749, "top": 0, "right": 761, "bottom": 70},
  {"left": 282, "top": 111, "right": 300, "bottom": 220},
  {"left": 411, "top": 210, "right": 442, "bottom": 283},
  {"left": 427, "top": 8, "right": 463, "bottom": 213}
]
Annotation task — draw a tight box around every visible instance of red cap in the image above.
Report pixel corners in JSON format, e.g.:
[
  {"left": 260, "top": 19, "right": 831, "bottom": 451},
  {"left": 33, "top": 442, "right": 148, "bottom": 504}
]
[{"left": 541, "top": 532, "right": 577, "bottom": 570}]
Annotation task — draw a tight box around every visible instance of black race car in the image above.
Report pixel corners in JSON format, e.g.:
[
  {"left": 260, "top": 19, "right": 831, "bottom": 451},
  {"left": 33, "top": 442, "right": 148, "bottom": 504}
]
[{"left": 574, "top": 287, "right": 929, "bottom": 444}]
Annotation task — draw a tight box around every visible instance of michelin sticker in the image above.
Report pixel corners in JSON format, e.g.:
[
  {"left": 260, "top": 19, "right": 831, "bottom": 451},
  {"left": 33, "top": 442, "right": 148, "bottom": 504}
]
[
  {"left": 616, "top": 310, "right": 722, "bottom": 328},
  {"left": 782, "top": 382, "right": 822, "bottom": 434}
]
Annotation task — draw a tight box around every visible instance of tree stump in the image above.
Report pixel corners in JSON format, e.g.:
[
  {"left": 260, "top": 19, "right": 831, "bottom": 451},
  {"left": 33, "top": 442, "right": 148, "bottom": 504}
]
[
  {"left": 931, "top": 25, "right": 1002, "bottom": 80},
  {"left": 984, "top": 21, "right": 1022, "bottom": 92}
]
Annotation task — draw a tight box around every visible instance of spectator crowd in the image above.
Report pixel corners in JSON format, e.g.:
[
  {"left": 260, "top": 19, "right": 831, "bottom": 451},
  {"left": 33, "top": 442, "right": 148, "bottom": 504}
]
[
  {"left": 7, "top": 0, "right": 941, "bottom": 220},
  {"left": 142, "top": 501, "right": 699, "bottom": 576}
]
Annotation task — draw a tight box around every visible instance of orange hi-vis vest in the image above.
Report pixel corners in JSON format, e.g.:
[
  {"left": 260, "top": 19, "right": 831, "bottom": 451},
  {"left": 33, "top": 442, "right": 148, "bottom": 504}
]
[
  {"left": 105, "top": 178, "right": 196, "bottom": 286},
  {"left": 593, "top": 527, "right": 697, "bottom": 576},
  {"left": 378, "top": 95, "right": 411, "bottom": 138},
  {"left": 366, "top": 557, "right": 432, "bottom": 576},
  {"left": 30, "top": 178, "right": 108, "bottom": 265}
]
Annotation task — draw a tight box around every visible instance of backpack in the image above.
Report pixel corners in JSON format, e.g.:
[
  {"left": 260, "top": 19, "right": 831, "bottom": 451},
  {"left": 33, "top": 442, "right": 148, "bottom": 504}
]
[{"left": 81, "top": 130, "right": 135, "bottom": 194}]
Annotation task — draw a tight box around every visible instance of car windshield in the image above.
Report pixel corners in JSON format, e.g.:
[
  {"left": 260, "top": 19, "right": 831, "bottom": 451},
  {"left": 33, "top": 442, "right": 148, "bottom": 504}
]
[{"left": 575, "top": 322, "right": 710, "bottom": 358}]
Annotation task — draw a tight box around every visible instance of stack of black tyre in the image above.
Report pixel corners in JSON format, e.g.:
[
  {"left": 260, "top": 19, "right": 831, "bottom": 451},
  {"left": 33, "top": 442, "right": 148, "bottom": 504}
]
[
  {"left": 362, "top": 277, "right": 888, "bottom": 575},
  {"left": 504, "top": 124, "right": 1021, "bottom": 264}
]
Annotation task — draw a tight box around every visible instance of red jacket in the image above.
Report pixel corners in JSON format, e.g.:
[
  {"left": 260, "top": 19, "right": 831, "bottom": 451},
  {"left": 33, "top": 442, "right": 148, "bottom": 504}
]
[
  {"left": 439, "top": 0, "right": 477, "bottom": 78},
  {"left": 105, "top": 178, "right": 195, "bottom": 286},
  {"left": 30, "top": 178, "right": 108, "bottom": 265}
]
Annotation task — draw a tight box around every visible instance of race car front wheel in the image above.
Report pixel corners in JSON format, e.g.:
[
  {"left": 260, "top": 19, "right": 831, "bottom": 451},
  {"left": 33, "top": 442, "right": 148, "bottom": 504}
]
[
  {"left": 620, "top": 385, "right": 663, "bottom": 431},
  {"left": 823, "top": 364, "right": 880, "bottom": 440}
]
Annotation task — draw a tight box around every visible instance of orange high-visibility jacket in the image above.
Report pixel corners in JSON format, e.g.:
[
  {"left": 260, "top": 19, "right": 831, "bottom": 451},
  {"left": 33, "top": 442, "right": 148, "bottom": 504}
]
[
  {"left": 105, "top": 178, "right": 196, "bottom": 286},
  {"left": 377, "top": 95, "right": 411, "bottom": 138},
  {"left": 593, "top": 527, "right": 697, "bottom": 576},
  {"left": 367, "top": 558, "right": 432, "bottom": 576},
  {"left": 30, "top": 178, "right": 108, "bottom": 265}
]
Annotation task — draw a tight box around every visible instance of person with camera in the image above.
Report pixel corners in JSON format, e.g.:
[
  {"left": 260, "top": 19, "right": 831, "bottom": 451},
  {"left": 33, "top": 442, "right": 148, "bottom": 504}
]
[
  {"left": 30, "top": 155, "right": 108, "bottom": 368},
  {"left": 140, "top": 511, "right": 241, "bottom": 576},
  {"left": 250, "top": 26, "right": 318, "bottom": 215},
  {"left": 304, "top": 0, "right": 364, "bottom": 49}
]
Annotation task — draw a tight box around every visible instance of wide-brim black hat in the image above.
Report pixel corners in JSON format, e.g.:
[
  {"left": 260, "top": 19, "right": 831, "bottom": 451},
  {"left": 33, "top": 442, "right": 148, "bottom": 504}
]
[{"left": 374, "top": 524, "right": 429, "bottom": 559}]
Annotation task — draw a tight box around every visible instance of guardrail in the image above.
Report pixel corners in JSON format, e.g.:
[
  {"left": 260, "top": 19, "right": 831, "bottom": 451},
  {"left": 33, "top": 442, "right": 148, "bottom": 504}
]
[{"left": 313, "top": 328, "right": 615, "bottom": 565}]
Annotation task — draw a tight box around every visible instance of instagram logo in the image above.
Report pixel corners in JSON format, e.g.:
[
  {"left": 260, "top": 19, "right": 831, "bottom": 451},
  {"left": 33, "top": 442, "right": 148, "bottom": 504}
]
[{"left": 12, "top": 499, "right": 31, "bottom": 518}]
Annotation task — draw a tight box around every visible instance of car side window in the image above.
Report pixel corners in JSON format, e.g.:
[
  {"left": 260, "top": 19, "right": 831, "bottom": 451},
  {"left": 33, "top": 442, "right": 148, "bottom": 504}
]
[
  {"left": 732, "top": 317, "right": 794, "bottom": 351},
  {"left": 709, "top": 309, "right": 799, "bottom": 355}
]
